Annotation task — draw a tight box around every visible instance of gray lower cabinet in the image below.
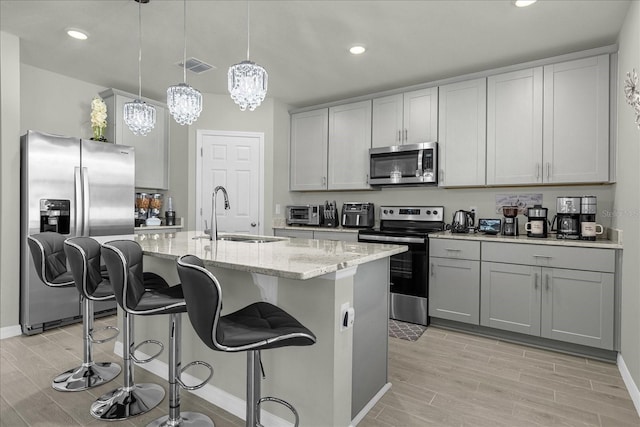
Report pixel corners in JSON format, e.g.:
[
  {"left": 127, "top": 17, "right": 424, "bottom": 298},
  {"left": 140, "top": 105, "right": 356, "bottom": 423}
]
[
  {"left": 429, "top": 239, "right": 480, "bottom": 325},
  {"left": 481, "top": 242, "right": 615, "bottom": 350},
  {"left": 273, "top": 228, "right": 358, "bottom": 242}
]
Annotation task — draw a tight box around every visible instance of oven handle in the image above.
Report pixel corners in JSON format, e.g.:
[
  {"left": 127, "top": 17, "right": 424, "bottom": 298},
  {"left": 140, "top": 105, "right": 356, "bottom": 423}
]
[{"left": 359, "top": 234, "right": 426, "bottom": 244}]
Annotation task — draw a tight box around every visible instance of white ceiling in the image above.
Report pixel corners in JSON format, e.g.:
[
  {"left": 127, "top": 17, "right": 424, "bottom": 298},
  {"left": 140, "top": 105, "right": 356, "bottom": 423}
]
[{"left": 0, "top": 0, "right": 632, "bottom": 108}]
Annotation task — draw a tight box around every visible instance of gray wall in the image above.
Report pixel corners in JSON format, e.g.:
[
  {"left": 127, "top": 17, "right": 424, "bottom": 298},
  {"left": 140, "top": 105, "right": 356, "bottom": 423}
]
[
  {"left": 613, "top": 0, "right": 640, "bottom": 397},
  {"left": 0, "top": 31, "right": 21, "bottom": 331}
]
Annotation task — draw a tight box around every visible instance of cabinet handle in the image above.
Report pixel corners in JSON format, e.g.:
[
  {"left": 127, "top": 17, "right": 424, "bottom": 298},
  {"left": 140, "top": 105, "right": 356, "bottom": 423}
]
[
  {"left": 439, "top": 169, "right": 444, "bottom": 182},
  {"left": 546, "top": 162, "right": 551, "bottom": 179},
  {"left": 545, "top": 274, "right": 550, "bottom": 291},
  {"left": 322, "top": 176, "right": 326, "bottom": 186},
  {"left": 366, "top": 173, "right": 369, "bottom": 182},
  {"left": 404, "top": 129, "right": 408, "bottom": 141},
  {"left": 445, "top": 248, "right": 461, "bottom": 252},
  {"left": 533, "top": 255, "right": 552, "bottom": 259},
  {"left": 398, "top": 130, "right": 402, "bottom": 143},
  {"left": 536, "top": 163, "right": 540, "bottom": 180},
  {"left": 430, "top": 263, "right": 434, "bottom": 277},
  {"left": 533, "top": 272, "right": 539, "bottom": 289}
]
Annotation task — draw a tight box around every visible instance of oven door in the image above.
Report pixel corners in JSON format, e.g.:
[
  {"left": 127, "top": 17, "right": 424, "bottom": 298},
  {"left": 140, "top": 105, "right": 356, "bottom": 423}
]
[{"left": 358, "top": 233, "right": 429, "bottom": 325}]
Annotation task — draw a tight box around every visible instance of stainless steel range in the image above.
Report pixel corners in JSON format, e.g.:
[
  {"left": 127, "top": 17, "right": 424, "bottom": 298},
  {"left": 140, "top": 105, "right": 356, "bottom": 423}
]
[{"left": 358, "top": 206, "right": 445, "bottom": 326}]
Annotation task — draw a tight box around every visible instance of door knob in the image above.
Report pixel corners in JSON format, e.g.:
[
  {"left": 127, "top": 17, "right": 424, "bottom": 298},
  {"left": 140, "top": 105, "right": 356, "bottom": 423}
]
[{"left": 251, "top": 222, "right": 257, "bottom": 227}]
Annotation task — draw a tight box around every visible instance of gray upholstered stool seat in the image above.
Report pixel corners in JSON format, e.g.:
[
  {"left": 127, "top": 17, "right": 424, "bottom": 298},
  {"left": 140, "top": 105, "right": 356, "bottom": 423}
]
[
  {"left": 28, "top": 232, "right": 121, "bottom": 392},
  {"left": 177, "top": 254, "right": 316, "bottom": 427},
  {"left": 96, "top": 240, "right": 213, "bottom": 427}
]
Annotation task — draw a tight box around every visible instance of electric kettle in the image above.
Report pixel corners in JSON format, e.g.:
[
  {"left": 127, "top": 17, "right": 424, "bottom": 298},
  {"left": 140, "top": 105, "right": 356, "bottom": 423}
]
[{"left": 450, "top": 210, "right": 475, "bottom": 233}]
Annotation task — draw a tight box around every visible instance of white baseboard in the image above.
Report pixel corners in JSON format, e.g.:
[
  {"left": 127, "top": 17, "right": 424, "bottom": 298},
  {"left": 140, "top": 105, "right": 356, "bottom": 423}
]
[
  {"left": 0, "top": 325, "right": 22, "bottom": 340},
  {"left": 618, "top": 353, "right": 640, "bottom": 417},
  {"left": 351, "top": 382, "right": 391, "bottom": 426},
  {"left": 114, "top": 341, "right": 292, "bottom": 427}
]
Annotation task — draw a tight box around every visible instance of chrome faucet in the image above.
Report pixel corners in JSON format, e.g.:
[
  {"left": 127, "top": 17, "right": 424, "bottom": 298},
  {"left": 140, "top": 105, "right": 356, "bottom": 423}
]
[{"left": 210, "top": 186, "right": 230, "bottom": 241}]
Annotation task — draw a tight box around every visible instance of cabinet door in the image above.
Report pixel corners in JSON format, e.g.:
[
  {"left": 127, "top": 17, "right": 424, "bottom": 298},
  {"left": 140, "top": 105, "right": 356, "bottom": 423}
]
[
  {"left": 313, "top": 230, "right": 358, "bottom": 242},
  {"left": 273, "top": 228, "right": 314, "bottom": 239},
  {"left": 429, "top": 257, "right": 480, "bottom": 324},
  {"left": 487, "top": 68, "right": 543, "bottom": 185},
  {"left": 109, "top": 93, "right": 169, "bottom": 190},
  {"left": 328, "top": 100, "right": 372, "bottom": 190},
  {"left": 480, "top": 262, "right": 541, "bottom": 336},
  {"left": 438, "top": 78, "right": 486, "bottom": 187},
  {"left": 541, "top": 268, "right": 614, "bottom": 350},
  {"left": 290, "top": 109, "right": 329, "bottom": 191},
  {"left": 372, "top": 94, "right": 403, "bottom": 148},
  {"left": 404, "top": 88, "right": 438, "bottom": 144},
  {"left": 543, "top": 55, "right": 609, "bottom": 183}
]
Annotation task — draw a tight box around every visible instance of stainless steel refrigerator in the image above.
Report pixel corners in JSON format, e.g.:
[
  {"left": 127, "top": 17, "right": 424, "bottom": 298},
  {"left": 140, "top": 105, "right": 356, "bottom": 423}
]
[{"left": 20, "top": 130, "right": 135, "bottom": 334}]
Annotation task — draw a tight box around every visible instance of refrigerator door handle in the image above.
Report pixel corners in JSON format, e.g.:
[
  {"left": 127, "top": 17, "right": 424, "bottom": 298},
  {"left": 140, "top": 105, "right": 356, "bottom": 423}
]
[
  {"left": 82, "top": 167, "right": 90, "bottom": 237},
  {"left": 74, "top": 167, "right": 83, "bottom": 237}
]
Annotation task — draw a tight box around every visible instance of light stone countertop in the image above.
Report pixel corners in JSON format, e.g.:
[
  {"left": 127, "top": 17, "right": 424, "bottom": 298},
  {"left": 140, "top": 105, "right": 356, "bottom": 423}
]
[
  {"left": 272, "top": 224, "right": 361, "bottom": 233},
  {"left": 132, "top": 230, "right": 407, "bottom": 280},
  {"left": 430, "top": 230, "right": 623, "bottom": 249}
]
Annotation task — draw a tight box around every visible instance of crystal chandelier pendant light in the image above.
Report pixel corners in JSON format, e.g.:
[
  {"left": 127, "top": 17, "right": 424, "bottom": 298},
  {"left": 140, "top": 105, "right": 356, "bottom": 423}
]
[
  {"left": 228, "top": 1, "right": 268, "bottom": 111},
  {"left": 167, "top": 0, "right": 202, "bottom": 125},
  {"left": 124, "top": 0, "right": 156, "bottom": 136}
]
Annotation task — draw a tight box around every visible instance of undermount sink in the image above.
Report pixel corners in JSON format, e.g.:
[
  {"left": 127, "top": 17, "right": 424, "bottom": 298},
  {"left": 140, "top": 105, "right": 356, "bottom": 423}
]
[
  {"left": 192, "top": 234, "right": 284, "bottom": 243},
  {"left": 218, "top": 235, "right": 284, "bottom": 243}
]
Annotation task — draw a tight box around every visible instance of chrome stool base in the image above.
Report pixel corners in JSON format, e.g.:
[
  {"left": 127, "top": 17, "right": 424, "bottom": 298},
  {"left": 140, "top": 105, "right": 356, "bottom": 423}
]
[
  {"left": 147, "top": 411, "right": 215, "bottom": 427},
  {"left": 52, "top": 362, "right": 121, "bottom": 392},
  {"left": 90, "top": 383, "right": 165, "bottom": 421}
]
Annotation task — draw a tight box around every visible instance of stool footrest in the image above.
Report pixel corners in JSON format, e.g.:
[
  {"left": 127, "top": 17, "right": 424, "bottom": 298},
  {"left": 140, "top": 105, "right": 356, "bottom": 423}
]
[
  {"left": 257, "top": 396, "right": 299, "bottom": 427},
  {"left": 90, "top": 325, "right": 120, "bottom": 345},
  {"left": 176, "top": 360, "right": 213, "bottom": 391},
  {"left": 131, "top": 339, "right": 164, "bottom": 364}
]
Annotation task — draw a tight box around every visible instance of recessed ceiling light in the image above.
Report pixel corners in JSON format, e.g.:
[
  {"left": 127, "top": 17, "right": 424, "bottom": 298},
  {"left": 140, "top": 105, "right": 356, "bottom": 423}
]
[
  {"left": 66, "top": 28, "right": 88, "bottom": 40},
  {"left": 513, "top": 0, "right": 537, "bottom": 7},
  {"left": 349, "top": 45, "right": 366, "bottom": 55}
]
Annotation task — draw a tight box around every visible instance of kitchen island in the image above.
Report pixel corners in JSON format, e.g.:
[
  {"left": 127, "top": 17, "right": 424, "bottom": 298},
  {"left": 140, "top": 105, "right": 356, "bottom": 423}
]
[{"left": 116, "top": 230, "right": 406, "bottom": 427}]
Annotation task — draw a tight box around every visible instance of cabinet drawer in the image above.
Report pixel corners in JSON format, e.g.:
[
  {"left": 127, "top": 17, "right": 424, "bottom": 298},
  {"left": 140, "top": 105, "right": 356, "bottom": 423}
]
[
  {"left": 481, "top": 242, "right": 615, "bottom": 272},
  {"left": 273, "top": 229, "right": 314, "bottom": 239},
  {"left": 429, "top": 239, "right": 480, "bottom": 260}
]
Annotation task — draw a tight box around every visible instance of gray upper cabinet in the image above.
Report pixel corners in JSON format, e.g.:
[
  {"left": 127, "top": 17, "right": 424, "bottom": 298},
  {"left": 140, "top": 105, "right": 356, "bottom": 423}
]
[
  {"left": 101, "top": 88, "right": 169, "bottom": 190},
  {"left": 429, "top": 239, "right": 480, "bottom": 325},
  {"left": 371, "top": 88, "right": 438, "bottom": 148},
  {"left": 328, "top": 100, "right": 372, "bottom": 190},
  {"left": 438, "top": 78, "right": 487, "bottom": 187},
  {"left": 487, "top": 67, "right": 544, "bottom": 185},
  {"left": 543, "top": 55, "right": 610, "bottom": 184},
  {"left": 290, "top": 108, "right": 329, "bottom": 191}
]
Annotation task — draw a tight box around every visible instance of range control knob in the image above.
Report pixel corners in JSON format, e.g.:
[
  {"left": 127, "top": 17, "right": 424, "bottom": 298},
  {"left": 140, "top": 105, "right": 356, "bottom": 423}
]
[
  {"left": 383, "top": 209, "right": 388, "bottom": 214},
  {"left": 389, "top": 210, "right": 394, "bottom": 214},
  {"left": 426, "top": 210, "right": 431, "bottom": 215}
]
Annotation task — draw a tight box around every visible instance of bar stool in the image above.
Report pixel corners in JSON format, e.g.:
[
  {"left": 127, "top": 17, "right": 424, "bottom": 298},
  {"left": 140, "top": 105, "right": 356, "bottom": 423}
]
[
  {"left": 41, "top": 236, "right": 121, "bottom": 391},
  {"left": 97, "top": 240, "right": 213, "bottom": 426},
  {"left": 27, "top": 232, "right": 118, "bottom": 391},
  {"left": 176, "top": 254, "right": 316, "bottom": 427}
]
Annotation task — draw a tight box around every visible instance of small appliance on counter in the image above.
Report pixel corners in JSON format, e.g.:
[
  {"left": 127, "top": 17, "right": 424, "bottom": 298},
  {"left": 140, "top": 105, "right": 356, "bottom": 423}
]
[
  {"left": 165, "top": 196, "right": 176, "bottom": 226},
  {"left": 286, "top": 205, "right": 324, "bottom": 226},
  {"left": 450, "top": 210, "right": 475, "bottom": 233},
  {"left": 501, "top": 206, "right": 519, "bottom": 236},
  {"left": 525, "top": 205, "right": 549, "bottom": 238},
  {"left": 554, "top": 197, "right": 581, "bottom": 240},
  {"left": 342, "top": 202, "right": 375, "bottom": 228},
  {"left": 368, "top": 142, "right": 438, "bottom": 186},
  {"left": 148, "top": 193, "right": 163, "bottom": 219},
  {"left": 580, "top": 196, "right": 603, "bottom": 240},
  {"left": 135, "top": 192, "right": 151, "bottom": 227},
  {"left": 322, "top": 200, "right": 339, "bottom": 228},
  {"left": 478, "top": 219, "right": 501, "bottom": 235}
]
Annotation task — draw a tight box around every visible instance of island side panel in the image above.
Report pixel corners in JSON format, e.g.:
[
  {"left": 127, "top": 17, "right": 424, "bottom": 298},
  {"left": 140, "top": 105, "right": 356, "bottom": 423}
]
[
  {"left": 139, "top": 255, "right": 356, "bottom": 427},
  {"left": 352, "top": 257, "right": 390, "bottom": 418}
]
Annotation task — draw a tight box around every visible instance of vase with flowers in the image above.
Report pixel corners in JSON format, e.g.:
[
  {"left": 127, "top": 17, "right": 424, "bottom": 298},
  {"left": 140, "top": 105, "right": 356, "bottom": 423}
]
[{"left": 90, "top": 96, "right": 108, "bottom": 142}]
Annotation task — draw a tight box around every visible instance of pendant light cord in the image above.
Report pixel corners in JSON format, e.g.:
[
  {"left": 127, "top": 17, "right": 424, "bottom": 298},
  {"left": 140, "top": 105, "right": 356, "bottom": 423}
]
[
  {"left": 246, "top": 0, "right": 250, "bottom": 61},
  {"left": 137, "top": 0, "right": 142, "bottom": 99},
  {"left": 183, "top": 0, "right": 187, "bottom": 83}
]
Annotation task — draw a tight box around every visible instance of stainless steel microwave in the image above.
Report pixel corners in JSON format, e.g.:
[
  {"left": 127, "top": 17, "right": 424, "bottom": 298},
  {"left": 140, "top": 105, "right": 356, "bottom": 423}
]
[
  {"left": 285, "top": 205, "right": 324, "bottom": 226},
  {"left": 369, "top": 142, "right": 438, "bottom": 186}
]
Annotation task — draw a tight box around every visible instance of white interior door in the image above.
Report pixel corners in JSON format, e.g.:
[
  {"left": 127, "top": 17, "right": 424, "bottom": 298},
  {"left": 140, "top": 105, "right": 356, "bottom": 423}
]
[{"left": 196, "top": 130, "right": 264, "bottom": 235}]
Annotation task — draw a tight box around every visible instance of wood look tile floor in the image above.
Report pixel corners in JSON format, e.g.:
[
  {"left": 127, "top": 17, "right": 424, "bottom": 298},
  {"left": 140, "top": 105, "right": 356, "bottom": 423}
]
[{"left": 1, "top": 317, "right": 638, "bottom": 427}]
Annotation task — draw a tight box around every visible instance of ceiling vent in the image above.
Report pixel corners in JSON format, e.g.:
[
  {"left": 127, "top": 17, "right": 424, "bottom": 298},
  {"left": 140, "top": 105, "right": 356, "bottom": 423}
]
[{"left": 177, "top": 57, "right": 216, "bottom": 74}]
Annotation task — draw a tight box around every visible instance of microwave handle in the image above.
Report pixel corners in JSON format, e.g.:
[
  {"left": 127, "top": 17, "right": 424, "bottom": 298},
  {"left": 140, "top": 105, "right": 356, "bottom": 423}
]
[{"left": 417, "top": 149, "right": 423, "bottom": 172}]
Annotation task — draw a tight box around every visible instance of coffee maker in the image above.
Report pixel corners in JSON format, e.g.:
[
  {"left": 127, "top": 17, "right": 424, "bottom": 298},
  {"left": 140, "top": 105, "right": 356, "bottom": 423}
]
[
  {"left": 555, "top": 197, "right": 581, "bottom": 239},
  {"left": 502, "top": 206, "right": 519, "bottom": 236},
  {"left": 580, "top": 196, "right": 603, "bottom": 240},
  {"left": 526, "top": 205, "right": 548, "bottom": 238}
]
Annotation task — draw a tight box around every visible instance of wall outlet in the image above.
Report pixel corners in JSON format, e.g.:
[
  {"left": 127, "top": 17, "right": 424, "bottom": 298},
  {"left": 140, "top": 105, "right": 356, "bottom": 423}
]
[
  {"left": 340, "top": 302, "right": 355, "bottom": 331},
  {"left": 275, "top": 204, "right": 281, "bottom": 215}
]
